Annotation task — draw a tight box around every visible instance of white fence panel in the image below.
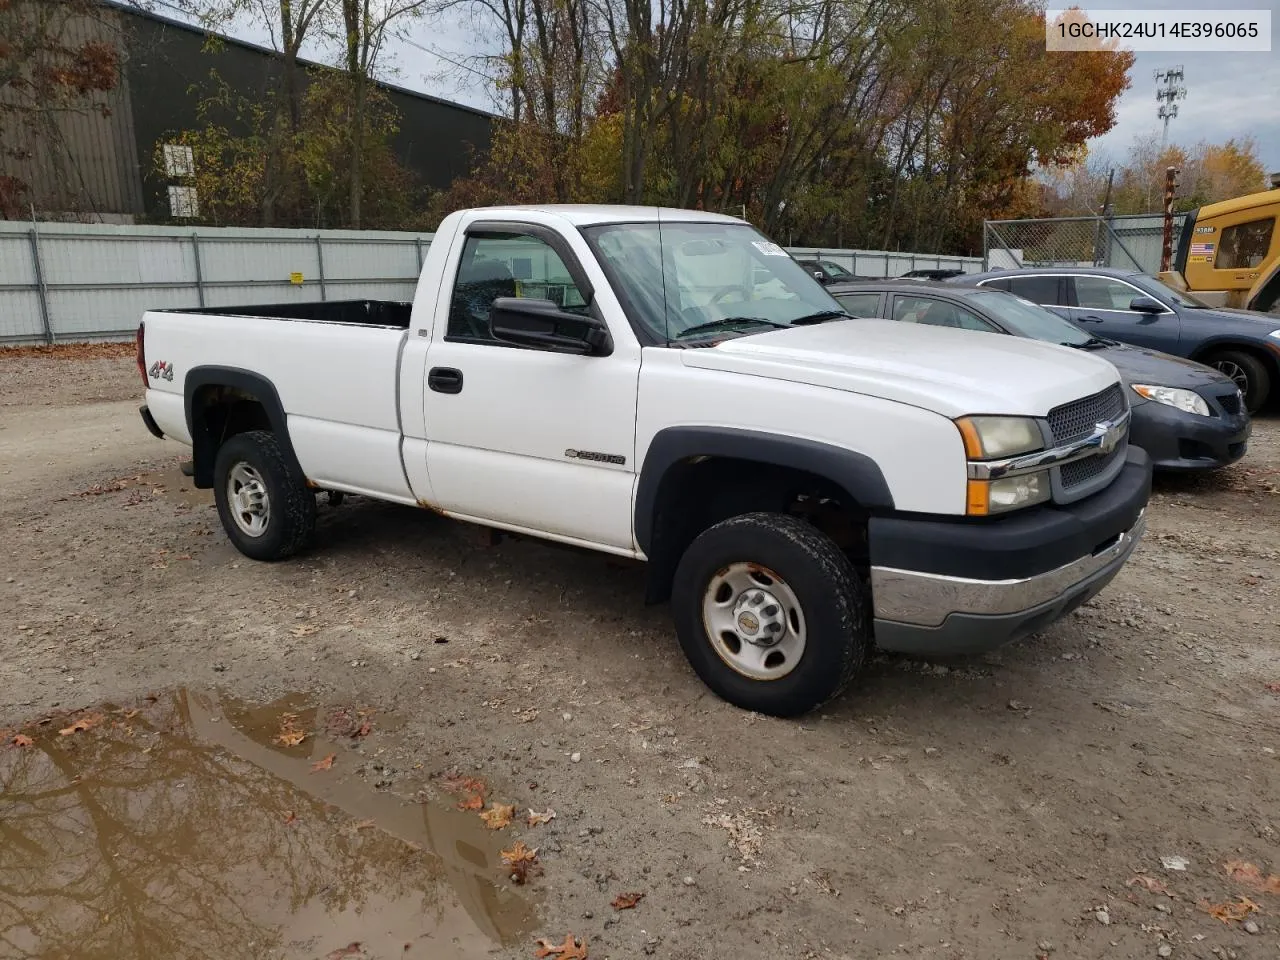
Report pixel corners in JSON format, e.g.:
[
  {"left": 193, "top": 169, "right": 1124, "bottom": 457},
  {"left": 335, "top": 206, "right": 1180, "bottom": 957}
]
[{"left": 0, "top": 220, "right": 977, "bottom": 344}]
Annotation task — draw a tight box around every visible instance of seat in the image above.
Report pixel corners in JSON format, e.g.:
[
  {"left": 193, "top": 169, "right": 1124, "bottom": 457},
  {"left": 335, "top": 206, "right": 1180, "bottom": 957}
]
[
  {"left": 451, "top": 258, "right": 518, "bottom": 340},
  {"left": 918, "top": 301, "right": 960, "bottom": 328}
]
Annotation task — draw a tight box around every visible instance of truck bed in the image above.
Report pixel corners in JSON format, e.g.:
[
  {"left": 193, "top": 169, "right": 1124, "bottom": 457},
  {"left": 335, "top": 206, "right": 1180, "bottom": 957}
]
[{"left": 157, "top": 299, "right": 413, "bottom": 328}]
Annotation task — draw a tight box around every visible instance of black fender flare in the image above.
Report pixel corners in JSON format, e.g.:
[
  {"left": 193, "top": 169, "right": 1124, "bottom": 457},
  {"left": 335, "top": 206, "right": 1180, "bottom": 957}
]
[
  {"left": 633, "top": 426, "right": 895, "bottom": 556},
  {"left": 184, "top": 365, "right": 303, "bottom": 488}
]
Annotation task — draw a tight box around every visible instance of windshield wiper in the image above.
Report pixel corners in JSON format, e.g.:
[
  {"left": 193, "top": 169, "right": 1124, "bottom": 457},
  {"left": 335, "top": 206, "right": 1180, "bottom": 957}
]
[
  {"left": 790, "top": 309, "right": 852, "bottom": 325},
  {"left": 1062, "top": 336, "right": 1112, "bottom": 350},
  {"left": 675, "top": 316, "right": 789, "bottom": 340}
]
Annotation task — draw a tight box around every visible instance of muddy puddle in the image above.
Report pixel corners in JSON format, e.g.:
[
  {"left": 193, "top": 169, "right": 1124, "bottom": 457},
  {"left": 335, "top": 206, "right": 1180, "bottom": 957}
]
[{"left": 0, "top": 690, "right": 537, "bottom": 959}]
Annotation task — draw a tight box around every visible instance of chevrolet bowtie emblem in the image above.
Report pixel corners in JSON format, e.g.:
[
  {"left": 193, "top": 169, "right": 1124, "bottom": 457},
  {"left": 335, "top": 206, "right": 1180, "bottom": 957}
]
[{"left": 1096, "top": 421, "right": 1122, "bottom": 454}]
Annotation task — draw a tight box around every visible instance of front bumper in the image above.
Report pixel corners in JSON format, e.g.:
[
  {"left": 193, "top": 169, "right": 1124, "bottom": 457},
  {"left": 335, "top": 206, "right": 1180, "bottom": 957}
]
[
  {"left": 869, "top": 448, "right": 1151, "bottom": 656},
  {"left": 1128, "top": 398, "right": 1250, "bottom": 472}
]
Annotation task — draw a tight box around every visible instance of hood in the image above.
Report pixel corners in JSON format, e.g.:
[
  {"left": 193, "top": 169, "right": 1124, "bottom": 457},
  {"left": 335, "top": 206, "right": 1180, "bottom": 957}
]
[
  {"left": 1089, "top": 342, "right": 1233, "bottom": 390},
  {"left": 1192, "top": 306, "right": 1280, "bottom": 332},
  {"left": 680, "top": 319, "right": 1120, "bottom": 419}
]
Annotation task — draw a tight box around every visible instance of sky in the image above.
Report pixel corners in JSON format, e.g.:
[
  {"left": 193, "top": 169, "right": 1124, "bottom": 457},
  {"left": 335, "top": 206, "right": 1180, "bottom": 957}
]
[{"left": 147, "top": 0, "right": 1280, "bottom": 176}]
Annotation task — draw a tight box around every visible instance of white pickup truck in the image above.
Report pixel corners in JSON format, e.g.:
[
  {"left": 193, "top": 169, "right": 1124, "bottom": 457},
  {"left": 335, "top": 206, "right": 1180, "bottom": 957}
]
[{"left": 137, "top": 205, "right": 1151, "bottom": 716}]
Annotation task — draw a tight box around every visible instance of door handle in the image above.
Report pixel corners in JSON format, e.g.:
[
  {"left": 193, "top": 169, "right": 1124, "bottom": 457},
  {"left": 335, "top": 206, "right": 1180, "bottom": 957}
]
[
  {"left": 1077, "top": 315, "right": 1104, "bottom": 323},
  {"left": 428, "top": 367, "right": 464, "bottom": 394}
]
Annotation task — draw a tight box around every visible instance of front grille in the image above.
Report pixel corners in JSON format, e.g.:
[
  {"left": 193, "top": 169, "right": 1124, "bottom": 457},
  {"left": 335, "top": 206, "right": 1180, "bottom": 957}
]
[
  {"left": 1047, "top": 383, "right": 1126, "bottom": 444},
  {"left": 1060, "top": 444, "right": 1123, "bottom": 489},
  {"left": 1216, "top": 391, "right": 1242, "bottom": 416}
]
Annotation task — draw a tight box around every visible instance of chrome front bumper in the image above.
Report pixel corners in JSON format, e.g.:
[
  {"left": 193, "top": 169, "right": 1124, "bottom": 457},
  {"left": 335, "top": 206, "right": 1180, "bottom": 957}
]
[{"left": 870, "top": 510, "right": 1146, "bottom": 655}]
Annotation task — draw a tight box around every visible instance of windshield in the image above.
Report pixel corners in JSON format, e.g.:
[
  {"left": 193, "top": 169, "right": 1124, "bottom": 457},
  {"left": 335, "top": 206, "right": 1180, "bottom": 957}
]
[
  {"left": 1130, "top": 274, "right": 1210, "bottom": 309},
  {"left": 967, "top": 290, "right": 1093, "bottom": 345},
  {"left": 820, "top": 260, "right": 854, "bottom": 279},
  {"left": 581, "top": 221, "right": 844, "bottom": 343}
]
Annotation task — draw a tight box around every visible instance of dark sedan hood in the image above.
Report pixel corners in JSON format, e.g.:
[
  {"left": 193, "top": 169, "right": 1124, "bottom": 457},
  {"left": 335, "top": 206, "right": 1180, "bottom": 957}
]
[
  {"left": 1090, "top": 341, "right": 1232, "bottom": 389},
  {"left": 1192, "top": 306, "right": 1280, "bottom": 332}
]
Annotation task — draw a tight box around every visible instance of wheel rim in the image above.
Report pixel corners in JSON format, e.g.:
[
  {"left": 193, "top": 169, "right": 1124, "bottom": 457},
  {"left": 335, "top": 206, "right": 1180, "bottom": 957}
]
[
  {"left": 1213, "top": 359, "right": 1249, "bottom": 394},
  {"left": 226, "top": 462, "right": 270, "bottom": 537},
  {"left": 701, "top": 563, "right": 806, "bottom": 681}
]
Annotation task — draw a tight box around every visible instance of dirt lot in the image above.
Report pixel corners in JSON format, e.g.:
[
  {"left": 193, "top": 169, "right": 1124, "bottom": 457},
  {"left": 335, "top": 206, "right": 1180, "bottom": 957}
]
[{"left": 2, "top": 349, "right": 1279, "bottom": 960}]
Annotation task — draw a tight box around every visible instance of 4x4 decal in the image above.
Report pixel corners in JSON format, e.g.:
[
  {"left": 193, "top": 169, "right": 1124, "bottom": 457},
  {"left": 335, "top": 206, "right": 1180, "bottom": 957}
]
[{"left": 148, "top": 360, "right": 174, "bottom": 382}]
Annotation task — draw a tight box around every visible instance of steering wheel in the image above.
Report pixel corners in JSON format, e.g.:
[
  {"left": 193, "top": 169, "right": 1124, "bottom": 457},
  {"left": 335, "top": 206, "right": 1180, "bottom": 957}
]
[{"left": 709, "top": 285, "right": 747, "bottom": 305}]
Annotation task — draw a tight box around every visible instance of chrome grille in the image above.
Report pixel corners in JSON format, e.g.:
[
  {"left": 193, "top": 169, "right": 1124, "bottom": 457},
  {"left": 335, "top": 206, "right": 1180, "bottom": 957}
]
[
  {"left": 1047, "top": 384, "right": 1126, "bottom": 444},
  {"left": 1060, "top": 444, "right": 1123, "bottom": 489}
]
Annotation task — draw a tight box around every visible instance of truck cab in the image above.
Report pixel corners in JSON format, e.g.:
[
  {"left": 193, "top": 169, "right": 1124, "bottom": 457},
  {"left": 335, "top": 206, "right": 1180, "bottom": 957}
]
[{"left": 1165, "top": 187, "right": 1280, "bottom": 313}]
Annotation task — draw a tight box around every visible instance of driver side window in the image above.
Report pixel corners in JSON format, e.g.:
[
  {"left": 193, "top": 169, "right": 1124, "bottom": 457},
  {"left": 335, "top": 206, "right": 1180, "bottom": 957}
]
[
  {"left": 447, "top": 233, "right": 589, "bottom": 344},
  {"left": 891, "top": 295, "right": 994, "bottom": 331}
]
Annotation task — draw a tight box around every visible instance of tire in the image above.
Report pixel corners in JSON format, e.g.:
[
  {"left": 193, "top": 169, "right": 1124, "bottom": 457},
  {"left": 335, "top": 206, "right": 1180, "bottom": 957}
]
[
  {"left": 213, "top": 430, "right": 316, "bottom": 561},
  {"left": 1206, "top": 349, "right": 1270, "bottom": 413},
  {"left": 671, "top": 512, "right": 867, "bottom": 717}
]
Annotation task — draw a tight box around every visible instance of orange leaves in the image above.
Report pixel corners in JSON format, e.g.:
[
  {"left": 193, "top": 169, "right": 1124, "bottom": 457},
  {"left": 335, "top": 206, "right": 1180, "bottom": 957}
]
[
  {"left": 58, "top": 713, "right": 104, "bottom": 736},
  {"left": 480, "top": 802, "right": 516, "bottom": 830},
  {"left": 534, "top": 934, "right": 588, "bottom": 959},
  {"left": 502, "top": 841, "right": 541, "bottom": 884},
  {"left": 1224, "top": 859, "right": 1280, "bottom": 896},
  {"left": 1265, "top": 680, "right": 1280, "bottom": 694},
  {"left": 440, "top": 773, "right": 488, "bottom": 811},
  {"left": 274, "top": 713, "right": 308, "bottom": 747},
  {"left": 1127, "top": 875, "right": 1171, "bottom": 896},
  {"left": 610, "top": 892, "right": 644, "bottom": 910},
  {"left": 1201, "top": 897, "right": 1259, "bottom": 923},
  {"left": 10, "top": 733, "right": 34, "bottom": 748},
  {"left": 311, "top": 753, "right": 336, "bottom": 773},
  {"left": 526, "top": 808, "right": 556, "bottom": 827}
]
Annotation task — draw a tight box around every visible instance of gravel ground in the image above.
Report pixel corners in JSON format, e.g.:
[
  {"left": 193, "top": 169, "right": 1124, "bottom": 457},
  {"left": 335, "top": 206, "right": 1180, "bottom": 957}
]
[{"left": 2, "top": 350, "right": 1279, "bottom": 960}]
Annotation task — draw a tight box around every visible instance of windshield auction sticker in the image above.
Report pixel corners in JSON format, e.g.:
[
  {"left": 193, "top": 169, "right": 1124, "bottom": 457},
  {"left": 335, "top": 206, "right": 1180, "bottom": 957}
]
[{"left": 1045, "top": 9, "right": 1271, "bottom": 51}]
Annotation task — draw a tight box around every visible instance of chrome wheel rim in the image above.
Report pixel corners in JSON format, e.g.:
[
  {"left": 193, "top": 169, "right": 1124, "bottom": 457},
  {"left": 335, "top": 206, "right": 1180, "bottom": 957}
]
[
  {"left": 701, "top": 563, "right": 806, "bottom": 681},
  {"left": 1213, "top": 360, "right": 1249, "bottom": 394},
  {"left": 226, "top": 463, "right": 270, "bottom": 537}
]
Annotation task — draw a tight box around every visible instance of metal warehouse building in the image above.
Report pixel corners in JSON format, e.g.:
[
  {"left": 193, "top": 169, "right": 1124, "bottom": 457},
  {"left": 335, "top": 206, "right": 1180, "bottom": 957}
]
[{"left": 0, "top": 1, "right": 494, "bottom": 223}]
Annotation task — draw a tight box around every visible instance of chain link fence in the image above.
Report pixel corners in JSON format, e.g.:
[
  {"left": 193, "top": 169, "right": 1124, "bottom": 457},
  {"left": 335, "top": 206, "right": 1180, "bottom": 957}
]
[{"left": 983, "top": 214, "right": 1188, "bottom": 275}]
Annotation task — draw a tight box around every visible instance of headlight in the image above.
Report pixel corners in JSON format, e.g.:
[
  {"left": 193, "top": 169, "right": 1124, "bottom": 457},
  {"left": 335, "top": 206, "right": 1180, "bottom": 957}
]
[
  {"left": 1130, "top": 384, "right": 1210, "bottom": 416},
  {"left": 1268, "top": 330, "right": 1280, "bottom": 342},
  {"left": 966, "top": 471, "right": 1051, "bottom": 516},
  {"left": 955, "top": 416, "right": 1043, "bottom": 459}
]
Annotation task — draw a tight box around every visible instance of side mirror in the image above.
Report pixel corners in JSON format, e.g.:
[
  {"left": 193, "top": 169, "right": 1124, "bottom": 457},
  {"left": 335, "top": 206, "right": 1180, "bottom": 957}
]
[
  {"left": 489, "top": 297, "right": 612, "bottom": 356},
  {"left": 1129, "top": 296, "right": 1165, "bottom": 314}
]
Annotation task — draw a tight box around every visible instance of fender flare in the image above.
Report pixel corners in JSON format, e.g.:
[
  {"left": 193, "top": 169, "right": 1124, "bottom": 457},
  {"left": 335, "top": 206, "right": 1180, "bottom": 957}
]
[
  {"left": 633, "top": 426, "right": 895, "bottom": 555},
  {"left": 184, "top": 365, "right": 302, "bottom": 487}
]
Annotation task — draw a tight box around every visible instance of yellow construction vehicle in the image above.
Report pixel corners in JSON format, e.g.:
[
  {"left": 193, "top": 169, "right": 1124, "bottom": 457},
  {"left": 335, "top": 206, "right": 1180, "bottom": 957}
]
[{"left": 1162, "top": 181, "right": 1280, "bottom": 314}]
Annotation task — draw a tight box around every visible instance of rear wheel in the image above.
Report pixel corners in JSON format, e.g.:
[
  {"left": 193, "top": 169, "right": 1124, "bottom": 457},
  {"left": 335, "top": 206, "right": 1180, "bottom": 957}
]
[
  {"left": 1206, "top": 349, "right": 1270, "bottom": 413},
  {"left": 213, "top": 430, "right": 315, "bottom": 561},
  {"left": 671, "top": 512, "right": 867, "bottom": 717}
]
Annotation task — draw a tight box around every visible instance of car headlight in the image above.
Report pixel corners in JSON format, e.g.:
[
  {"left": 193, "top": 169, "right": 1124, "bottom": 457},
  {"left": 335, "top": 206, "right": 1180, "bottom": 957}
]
[
  {"left": 1268, "top": 329, "right": 1280, "bottom": 342},
  {"left": 1130, "top": 384, "right": 1210, "bottom": 417},
  {"left": 955, "top": 416, "right": 1044, "bottom": 459},
  {"left": 966, "top": 471, "right": 1051, "bottom": 516}
]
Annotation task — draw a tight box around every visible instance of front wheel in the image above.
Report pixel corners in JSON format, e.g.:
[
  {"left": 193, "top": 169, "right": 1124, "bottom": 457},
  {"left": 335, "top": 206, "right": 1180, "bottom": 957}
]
[
  {"left": 1207, "top": 349, "right": 1270, "bottom": 413},
  {"left": 213, "top": 430, "right": 316, "bottom": 561},
  {"left": 671, "top": 512, "right": 868, "bottom": 717}
]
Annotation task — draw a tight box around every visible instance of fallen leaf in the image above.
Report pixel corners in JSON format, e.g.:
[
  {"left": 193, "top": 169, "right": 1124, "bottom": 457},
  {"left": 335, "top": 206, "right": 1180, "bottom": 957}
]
[
  {"left": 1127, "top": 875, "right": 1171, "bottom": 895},
  {"left": 311, "top": 753, "right": 336, "bottom": 773},
  {"left": 1201, "top": 897, "right": 1259, "bottom": 922},
  {"left": 10, "top": 734, "right": 34, "bottom": 748},
  {"left": 440, "top": 772, "right": 488, "bottom": 811},
  {"left": 324, "top": 943, "right": 364, "bottom": 959},
  {"left": 480, "top": 802, "right": 516, "bottom": 830},
  {"left": 1265, "top": 681, "right": 1280, "bottom": 693},
  {"left": 502, "top": 841, "right": 541, "bottom": 884},
  {"left": 1224, "top": 859, "right": 1280, "bottom": 895},
  {"left": 527, "top": 808, "right": 557, "bottom": 827},
  {"left": 275, "top": 729, "right": 307, "bottom": 747},
  {"left": 58, "top": 713, "right": 104, "bottom": 736},
  {"left": 610, "top": 892, "right": 644, "bottom": 910},
  {"left": 534, "top": 934, "right": 588, "bottom": 959},
  {"left": 284, "top": 811, "right": 298, "bottom": 825},
  {"left": 355, "top": 720, "right": 373, "bottom": 738},
  {"left": 458, "top": 793, "right": 485, "bottom": 811}
]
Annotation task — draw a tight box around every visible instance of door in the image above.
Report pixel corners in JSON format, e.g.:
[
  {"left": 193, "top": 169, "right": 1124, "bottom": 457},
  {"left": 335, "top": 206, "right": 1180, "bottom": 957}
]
[
  {"left": 1004, "top": 275, "right": 1072, "bottom": 320},
  {"left": 422, "top": 225, "right": 640, "bottom": 552},
  {"left": 1066, "top": 275, "right": 1181, "bottom": 351}
]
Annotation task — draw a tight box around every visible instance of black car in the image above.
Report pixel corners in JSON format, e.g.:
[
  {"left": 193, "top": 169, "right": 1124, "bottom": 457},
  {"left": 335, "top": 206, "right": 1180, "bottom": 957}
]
[
  {"left": 949, "top": 267, "right": 1280, "bottom": 412},
  {"left": 899, "top": 268, "right": 967, "bottom": 281},
  {"left": 829, "top": 281, "right": 1251, "bottom": 472},
  {"left": 793, "top": 258, "right": 876, "bottom": 285}
]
